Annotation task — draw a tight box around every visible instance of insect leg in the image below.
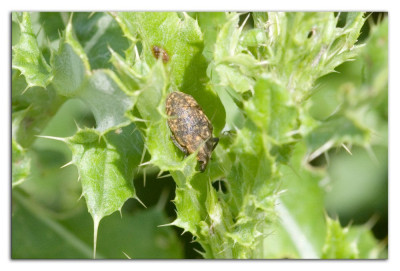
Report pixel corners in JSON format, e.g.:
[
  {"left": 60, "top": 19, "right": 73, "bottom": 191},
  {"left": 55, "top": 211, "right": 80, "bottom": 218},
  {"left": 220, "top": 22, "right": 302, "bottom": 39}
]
[
  {"left": 170, "top": 135, "right": 189, "bottom": 156},
  {"left": 211, "top": 137, "right": 219, "bottom": 151}
]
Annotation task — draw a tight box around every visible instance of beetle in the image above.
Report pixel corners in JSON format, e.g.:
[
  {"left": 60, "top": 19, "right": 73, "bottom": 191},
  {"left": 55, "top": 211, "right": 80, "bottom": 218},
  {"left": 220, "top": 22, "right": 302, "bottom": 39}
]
[
  {"left": 165, "top": 91, "right": 219, "bottom": 172},
  {"left": 152, "top": 45, "right": 170, "bottom": 63}
]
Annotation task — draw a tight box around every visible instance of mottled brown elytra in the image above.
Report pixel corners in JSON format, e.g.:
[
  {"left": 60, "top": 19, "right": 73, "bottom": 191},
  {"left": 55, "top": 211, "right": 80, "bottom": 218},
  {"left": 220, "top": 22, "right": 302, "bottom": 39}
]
[
  {"left": 166, "top": 91, "right": 219, "bottom": 172},
  {"left": 152, "top": 45, "right": 170, "bottom": 63}
]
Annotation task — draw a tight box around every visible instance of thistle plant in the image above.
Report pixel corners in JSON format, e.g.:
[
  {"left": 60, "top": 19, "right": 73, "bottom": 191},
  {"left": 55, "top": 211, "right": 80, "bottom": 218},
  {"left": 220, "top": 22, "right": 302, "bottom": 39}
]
[{"left": 12, "top": 12, "right": 387, "bottom": 259}]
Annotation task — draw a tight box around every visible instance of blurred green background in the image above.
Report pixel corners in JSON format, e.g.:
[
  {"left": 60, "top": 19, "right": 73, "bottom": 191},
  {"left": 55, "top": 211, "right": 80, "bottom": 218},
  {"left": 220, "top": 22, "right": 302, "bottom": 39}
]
[{"left": 309, "top": 12, "right": 388, "bottom": 243}]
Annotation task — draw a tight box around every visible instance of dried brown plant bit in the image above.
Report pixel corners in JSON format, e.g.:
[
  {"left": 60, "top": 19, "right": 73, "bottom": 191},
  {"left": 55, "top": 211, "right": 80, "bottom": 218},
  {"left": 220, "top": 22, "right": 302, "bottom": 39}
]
[
  {"left": 166, "top": 91, "right": 219, "bottom": 172},
  {"left": 152, "top": 45, "right": 170, "bottom": 63}
]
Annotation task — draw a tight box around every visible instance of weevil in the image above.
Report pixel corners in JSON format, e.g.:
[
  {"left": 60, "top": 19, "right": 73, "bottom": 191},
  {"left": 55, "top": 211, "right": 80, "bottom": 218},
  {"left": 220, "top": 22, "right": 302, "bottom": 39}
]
[{"left": 166, "top": 91, "right": 218, "bottom": 172}]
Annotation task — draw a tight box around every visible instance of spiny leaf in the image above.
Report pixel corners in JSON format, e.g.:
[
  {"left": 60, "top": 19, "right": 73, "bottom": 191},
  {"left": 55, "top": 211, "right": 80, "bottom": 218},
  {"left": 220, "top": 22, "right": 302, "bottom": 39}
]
[
  {"left": 66, "top": 125, "right": 143, "bottom": 220},
  {"left": 207, "top": 13, "right": 254, "bottom": 130},
  {"left": 322, "top": 217, "right": 358, "bottom": 259},
  {"left": 112, "top": 51, "right": 199, "bottom": 178},
  {"left": 52, "top": 41, "right": 86, "bottom": 97},
  {"left": 51, "top": 16, "right": 89, "bottom": 97},
  {"left": 253, "top": 12, "right": 366, "bottom": 99},
  {"left": 305, "top": 115, "right": 370, "bottom": 161},
  {"left": 72, "top": 12, "right": 129, "bottom": 70},
  {"left": 52, "top": 17, "right": 133, "bottom": 132},
  {"left": 79, "top": 70, "right": 134, "bottom": 132},
  {"left": 12, "top": 12, "right": 53, "bottom": 88},
  {"left": 116, "top": 12, "right": 204, "bottom": 87},
  {"left": 65, "top": 124, "right": 144, "bottom": 257},
  {"left": 115, "top": 11, "right": 226, "bottom": 134},
  {"left": 214, "top": 13, "right": 244, "bottom": 60},
  {"left": 244, "top": 76, "right": 298, "bottom": 144},
  {"left": 12, "top": 72, "right": 66, "bottom": 148},
  {"left": 195, "top": 12, "right": 228, "bottom": 61}
]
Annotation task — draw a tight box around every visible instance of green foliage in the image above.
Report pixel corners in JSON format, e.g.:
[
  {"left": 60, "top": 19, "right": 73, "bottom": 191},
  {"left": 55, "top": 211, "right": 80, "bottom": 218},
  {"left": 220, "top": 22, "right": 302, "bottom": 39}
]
[
  {"left": 11, "top": 12, "right": 387, "bottom": 259},
  {"left": 321, "top": 216, "right": 384, "bottom": 259},
  {"left": 12, "top": 138, "right": 30, "bottom": 187},
  {"left": 63, "top": 125, "right": 144, "bottom": 255},
  {"left": 12, "top": 12, "right": 53, "bottom": 88}
]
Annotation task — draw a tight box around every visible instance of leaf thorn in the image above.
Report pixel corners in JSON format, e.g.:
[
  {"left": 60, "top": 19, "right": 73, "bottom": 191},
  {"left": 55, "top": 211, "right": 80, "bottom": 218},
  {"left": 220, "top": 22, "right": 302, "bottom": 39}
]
[
  {"left": 157, "top": 222, "right": 175, "bottom": 228},
  {"left": 132, "top": 116, "right": 150, "bottom": 123},
  {"left": 21, "top": 85, "right": 30, "bottom": 95},
  {"left": 60, "top": 161, "right": 74, "bottom": 169},
  {"left": 139, "top": 161, "right": 151, "bottom": 167},
  {"left": 35, "top": 135, "right": 66, "bottom": 142},
  {"left": 77, "top": 193, "right": 84, "bottom": 202},
  {"left": 134, "top": 195, "right": 147, "bottom": 208},
  {"left": 122, "top": 251, "right": 131, "bottom": 259},
  {"left": 138, "top": 147, "right": 147, "bottom": 174},
  {"left": 308, "top": 140, "right": 334, "bottom": 162},
  {"left": 341, "top": 143, "right": 353, "bottom": 155},
  {"left": 157, "top": 173, "right": 171, "bottom": 179}
]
